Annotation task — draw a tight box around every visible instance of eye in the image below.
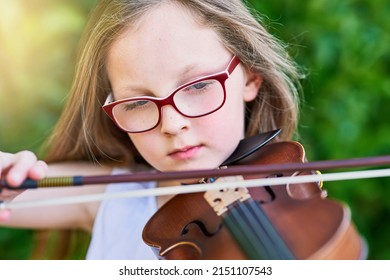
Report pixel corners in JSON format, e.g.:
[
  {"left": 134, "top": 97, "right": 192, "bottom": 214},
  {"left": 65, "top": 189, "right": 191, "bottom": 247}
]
[
  {"left": 191, "top": 82, "right": 209, "bottom": 90},
  {"left": 184, "top": 80, "right": 215, "bottom": 92},
  {"left": 122, "top": 100, "right": 150, "bottom": 111}
]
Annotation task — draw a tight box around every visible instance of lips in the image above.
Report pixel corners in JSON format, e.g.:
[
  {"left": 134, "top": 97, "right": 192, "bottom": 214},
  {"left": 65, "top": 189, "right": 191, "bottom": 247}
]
[{"left": 168, "top": 145, "right": 202, "bottom": 160}]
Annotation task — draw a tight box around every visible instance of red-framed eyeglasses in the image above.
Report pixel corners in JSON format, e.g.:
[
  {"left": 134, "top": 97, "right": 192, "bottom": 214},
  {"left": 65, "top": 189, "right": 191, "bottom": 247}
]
[{"left": 103, "top": 55, "right": 241, "bottom": 133}]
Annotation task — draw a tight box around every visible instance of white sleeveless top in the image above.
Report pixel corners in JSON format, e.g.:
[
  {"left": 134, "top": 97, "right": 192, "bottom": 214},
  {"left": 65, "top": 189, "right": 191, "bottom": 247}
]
[{"left": 86, "top": 168, "right": 158, "bottom": 260}]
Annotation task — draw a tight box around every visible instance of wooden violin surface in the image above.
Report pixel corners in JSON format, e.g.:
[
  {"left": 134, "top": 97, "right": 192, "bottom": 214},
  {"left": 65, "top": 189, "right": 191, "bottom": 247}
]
[{"left": 142, "top": 141, "right": 366, "bottom": 259}]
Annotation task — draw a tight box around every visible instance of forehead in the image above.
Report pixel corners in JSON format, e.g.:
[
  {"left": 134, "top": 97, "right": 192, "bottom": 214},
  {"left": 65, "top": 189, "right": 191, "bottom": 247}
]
[{"left": 106, "top": 2, "right": 230, "bottom": 75}]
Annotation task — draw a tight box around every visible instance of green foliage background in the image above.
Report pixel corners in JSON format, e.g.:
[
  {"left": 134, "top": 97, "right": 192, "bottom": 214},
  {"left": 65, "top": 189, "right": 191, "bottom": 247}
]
[{"left": 0, "top": 0, "right": 389, "bottom": 259}]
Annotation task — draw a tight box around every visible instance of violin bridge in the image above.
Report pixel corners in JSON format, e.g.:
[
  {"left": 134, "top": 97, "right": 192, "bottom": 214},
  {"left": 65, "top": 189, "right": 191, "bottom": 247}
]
[{"left": 204, "top": 176, "right": 251, "bottom": 216}]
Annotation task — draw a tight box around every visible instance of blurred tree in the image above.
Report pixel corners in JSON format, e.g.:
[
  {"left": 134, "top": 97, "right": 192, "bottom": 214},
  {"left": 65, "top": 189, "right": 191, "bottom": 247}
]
[{"left": 0, "top": 0, "right": 98, "bottom": 259}]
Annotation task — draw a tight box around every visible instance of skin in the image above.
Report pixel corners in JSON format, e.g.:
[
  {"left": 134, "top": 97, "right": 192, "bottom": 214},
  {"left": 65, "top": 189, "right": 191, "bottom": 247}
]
[
  {"left": 107, "top": 2, "right": 261, "bottom": 172},
  {"left": 0, "top": 151, "right": 107, "bottom": 231},
  {"left": 0, "top": 2, "right": 262, "bottom": 231}
]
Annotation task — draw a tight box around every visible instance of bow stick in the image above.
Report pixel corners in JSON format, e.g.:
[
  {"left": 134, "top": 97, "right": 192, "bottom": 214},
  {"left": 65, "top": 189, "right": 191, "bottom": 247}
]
[
  {"left": 1, "top": 154, "right": 390, "bottom": 189},
  {"left": 0, "top": 155, "right": 390, "bottom": 210},
  {"left": 1, "top": 168, "right": 389, "bottom": 210}
]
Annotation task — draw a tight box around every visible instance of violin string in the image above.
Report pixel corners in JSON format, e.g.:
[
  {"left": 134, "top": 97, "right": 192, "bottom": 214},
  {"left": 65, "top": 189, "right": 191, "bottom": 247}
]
[
  {"left": 1, "top": 168, "right": 390, "bottom": 210},
  {"left": 245, "top": 199, "right": 294, "bottom": 259},
  {"left": 229, "top": 202, "right": 276, "bottom": 259},
  {"left": 227, "top": 199, "right": 294, "bottom": 259},
  {"left": 223, "top": 204, "right": 270, "bottom": 259}
]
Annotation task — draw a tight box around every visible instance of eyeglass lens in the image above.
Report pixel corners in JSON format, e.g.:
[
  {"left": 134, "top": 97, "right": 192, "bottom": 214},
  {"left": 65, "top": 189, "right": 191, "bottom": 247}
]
[{"left": 112, "top": 78, "right": 224, "bottom": 132}]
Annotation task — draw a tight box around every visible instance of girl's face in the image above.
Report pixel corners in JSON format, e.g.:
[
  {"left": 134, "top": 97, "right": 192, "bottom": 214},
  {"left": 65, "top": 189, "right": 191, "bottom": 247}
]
[{"left": 106, "top": 2, "right": 261, "bottom": 172}]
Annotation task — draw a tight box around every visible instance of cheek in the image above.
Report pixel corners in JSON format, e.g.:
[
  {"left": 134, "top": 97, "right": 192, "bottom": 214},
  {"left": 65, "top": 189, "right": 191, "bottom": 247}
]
[
  {"left": 199, "top": 83, "right": 247, "bottom": 142},
  {"left": 195, "top": 70, "right": 248, "bottom": 142},
  {"left": 217, "top": 99, "right": 246, "bottom": 135},
  {"left": 127, "top": 133, "right": 157, "bottom": 161},
  {"left": 219, "top": 77, "right": 248, "bottom": 132}
]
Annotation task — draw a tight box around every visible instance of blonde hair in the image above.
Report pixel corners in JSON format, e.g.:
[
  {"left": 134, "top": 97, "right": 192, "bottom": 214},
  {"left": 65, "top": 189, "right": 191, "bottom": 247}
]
[{"left": 45, "top": 0, "right": 301, "bottom": 167}]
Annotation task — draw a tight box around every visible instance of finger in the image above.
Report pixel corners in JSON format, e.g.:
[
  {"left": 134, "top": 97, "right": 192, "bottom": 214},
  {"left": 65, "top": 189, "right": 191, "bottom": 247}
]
[
  {"left": 0, "top": 151, "right": 30, "bottom": 172},
  {"left": 0, "top": 151, "right": 12, "bottom": 174},
  {"left": 0, "top": 151, "right": 18, "bottom": 180},
  {"left": 5, "top": 151, "right": 39, "bottom": 187},
  {"left": 27, "top": 160, "right": 49, "bottom": 180}
]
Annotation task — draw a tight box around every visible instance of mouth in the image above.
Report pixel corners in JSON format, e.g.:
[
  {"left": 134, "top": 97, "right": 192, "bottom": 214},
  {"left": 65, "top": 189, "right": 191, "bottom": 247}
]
[{"left": 168, "top": 145, "right": 202, "bottom": 160}]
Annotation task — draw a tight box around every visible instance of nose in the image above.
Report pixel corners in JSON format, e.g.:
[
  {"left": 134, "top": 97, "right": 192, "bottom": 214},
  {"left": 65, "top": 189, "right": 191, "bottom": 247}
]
[{"left": 159, "top": 105, "right": 190, "bottom": 135}]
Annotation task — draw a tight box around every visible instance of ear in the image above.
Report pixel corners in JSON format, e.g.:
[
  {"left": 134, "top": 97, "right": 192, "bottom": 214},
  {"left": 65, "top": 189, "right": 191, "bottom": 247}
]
[{"left": 243, "top": 70, "right": 263, "bottom": 102}]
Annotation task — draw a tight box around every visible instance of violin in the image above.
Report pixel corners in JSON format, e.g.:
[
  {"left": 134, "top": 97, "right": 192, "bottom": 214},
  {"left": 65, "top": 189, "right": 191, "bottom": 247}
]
[
  {"left": 142, "top": 131, "right": 366, "bottom": 260},
  {"left": 2, "top": 131, "right": 389, "bottom": 259}
]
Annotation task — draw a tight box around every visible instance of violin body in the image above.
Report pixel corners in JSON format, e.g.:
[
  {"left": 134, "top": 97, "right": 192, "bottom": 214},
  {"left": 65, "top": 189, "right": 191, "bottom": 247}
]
[{"left": 142, "top": 141, "right": 366, "bottom": 259}]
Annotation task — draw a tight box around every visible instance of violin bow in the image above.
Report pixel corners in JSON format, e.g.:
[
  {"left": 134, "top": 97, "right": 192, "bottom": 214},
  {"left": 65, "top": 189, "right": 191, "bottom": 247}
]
[
  {"left": 1, "top": 155, "right": 390, "bottom": 210},
  {"left": 1, "top": 154, "right": 390, "bottom": 189}
]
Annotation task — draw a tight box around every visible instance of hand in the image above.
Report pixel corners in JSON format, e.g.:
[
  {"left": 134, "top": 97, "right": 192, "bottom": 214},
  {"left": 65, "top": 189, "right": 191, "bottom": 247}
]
[
  {"left": 0, "top": 151, "right": 48, "bottom": 221},
  {"left": 0, "top": 151, "right": 48, "bottom": 187}
]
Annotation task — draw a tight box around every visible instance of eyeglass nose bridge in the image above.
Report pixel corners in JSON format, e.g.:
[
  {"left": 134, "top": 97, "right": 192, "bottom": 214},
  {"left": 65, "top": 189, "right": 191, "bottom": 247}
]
[
  {"left": 153, "top": 87, "right": 189, "bottom": 119},
  {"left": 152, "top": 92, "right": 187, "bottom": 129}
]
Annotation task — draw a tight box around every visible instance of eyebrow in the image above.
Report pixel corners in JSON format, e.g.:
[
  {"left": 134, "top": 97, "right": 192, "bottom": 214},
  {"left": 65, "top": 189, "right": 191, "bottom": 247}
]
[
  {"left": 177, "top": 61, "right": 224, "bottom": 86},
  {"left": 177, "top": 63, "right": 207, "bottom": 84},
  {"left": 113, "top": 61, "right": 222, "bottom": 100},
  {"left": 113, "top": 86, "right": 152, "bottom": 100}
]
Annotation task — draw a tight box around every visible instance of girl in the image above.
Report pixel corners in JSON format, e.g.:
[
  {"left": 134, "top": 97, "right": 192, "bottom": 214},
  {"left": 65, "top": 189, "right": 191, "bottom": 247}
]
[{"left": 0, "top": 0, "right": 300, "bottom": 259}]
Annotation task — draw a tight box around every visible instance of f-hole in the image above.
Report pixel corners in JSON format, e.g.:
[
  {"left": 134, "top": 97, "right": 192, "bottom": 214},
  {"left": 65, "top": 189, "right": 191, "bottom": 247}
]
[
  {"left": 257, "top": 173, "right": 283, "bottom": 204},
  {"left": 181, "top": 220, "right": 222, "bottom": 237}
]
